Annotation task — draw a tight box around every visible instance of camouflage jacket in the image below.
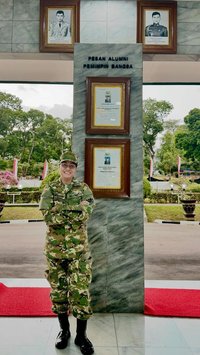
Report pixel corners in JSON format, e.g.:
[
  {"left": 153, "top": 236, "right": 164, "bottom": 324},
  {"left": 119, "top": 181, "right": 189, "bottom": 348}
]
[{"left": 39, "top": 178, "right": 95, "bottom": 259}]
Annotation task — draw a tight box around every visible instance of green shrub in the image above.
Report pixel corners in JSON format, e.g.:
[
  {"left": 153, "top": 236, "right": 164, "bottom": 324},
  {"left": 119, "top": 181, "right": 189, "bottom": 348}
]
[
  {"left": 0, "top": 190, "right": 41, "bottom": 204},
  {"left": 187, "top": 183, "right": 200, "bottom": 193},
  {"left": 40, "top": 170, "right": 60, "bottom": 191},
  {"left": 144, "top": 191, "right": 200, "bottom": 203},
  {"left": 0, "top": 160, "right": 8, "bottom": 170},
  {"left": 18, "top": 163, "right": 29, "bottom": 176},
  {"left": 31, "top": 163, "right": 44, "bottom": 178},
  {"left": 0, "top": 192, "right": 7, "bottom": 203},
  {"left": 143, "top": 178, "right": 151, "bottom": 198}
]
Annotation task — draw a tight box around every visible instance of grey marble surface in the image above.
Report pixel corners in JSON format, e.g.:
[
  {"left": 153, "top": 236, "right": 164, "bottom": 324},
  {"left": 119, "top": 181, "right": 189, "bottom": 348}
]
[
  {"left": 0, "top": 0, "right": 39, "bottom": 51},
  {"left": 13, "top": 0, "right": 39, "bottom": 20},
  {"left": 0, "top": 22, "right": 12, "bottom": 43},
  {"left": 73, "top": 43, "right": 144, "bottom": 312},
  {"left": 12, "top": 21, "right": 39, "bottom": 44},
  {"left": 0, "top": 0, "right": 13, "bottom": 20},
  {"left": 0, "top": 0, "right": 199, "bottom": 56},
  {"left": 80, "top": 0, "right": 137, "bottom": 44}
]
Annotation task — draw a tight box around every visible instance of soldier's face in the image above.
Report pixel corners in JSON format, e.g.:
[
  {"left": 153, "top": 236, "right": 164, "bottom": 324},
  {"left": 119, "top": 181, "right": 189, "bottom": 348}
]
[
  {"left": 60, "top": 161, "right": 77, "bottom": 183},
  {"left": 152, "top": 15, "right": 160, "bottom": 24},
  {"left": 56, "top": 13, "right": 64, "bottom": 23}
]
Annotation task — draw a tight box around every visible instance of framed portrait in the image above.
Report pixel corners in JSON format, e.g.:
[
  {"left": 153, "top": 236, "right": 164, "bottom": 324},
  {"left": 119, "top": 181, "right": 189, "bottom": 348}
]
[
  {"left": 137, "top": 1, "right": 177, "bottom": 54},
  {"left": 40, "top": 0, "right": 80, "bottom": 53},
  {"left": 86, "top": 77, "right": 131, "bottom": 134},
  {"left": 85, "top": 138, "right": 130, "bottom": 198}
]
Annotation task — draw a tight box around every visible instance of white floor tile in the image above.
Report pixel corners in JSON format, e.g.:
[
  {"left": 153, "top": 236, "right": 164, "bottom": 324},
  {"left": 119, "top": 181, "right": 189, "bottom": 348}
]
[
  {"left": 114, "top": 314, "right": 145, "bottom": 347},
  {"left": 92, "top": 347, "right": 119, "bottom": 355},
  {"left": 191, "top": 348, "right": 200, "bottom": 355},
  {"left": 0, "top": 278, "right": 48, "bottom": 287},
  {"left": 141, "top": 348, "right": 193, "bottom": 355},
  {"left": 0, "top": 345, "right": 46, "bottom": 355},
  {"left": 118, "top": 347, "right": 145, "bottom": 355},
  {"left": 144, "top": 317, "right": 190, "bottom": 348},
  {"left": 175, "top": 318, "right": 200, "bottom": 348},
  {"left": 89, "top": 313, "right": 117, "bottom": 346},
  {"left": 0, "top": 317, "right": 54, "bottom": 347}
]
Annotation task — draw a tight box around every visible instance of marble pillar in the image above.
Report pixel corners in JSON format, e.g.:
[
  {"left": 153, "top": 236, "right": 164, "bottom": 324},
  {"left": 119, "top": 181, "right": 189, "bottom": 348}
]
[{"left": 73, "top": 43, "right": 144, "bottom": 312}]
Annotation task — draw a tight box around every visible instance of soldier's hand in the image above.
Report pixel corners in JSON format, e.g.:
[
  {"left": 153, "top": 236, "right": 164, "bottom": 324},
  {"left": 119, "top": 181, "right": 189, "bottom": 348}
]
[
  {"left": 51, "top": 202, "right": 63, "bottom": 213},
  {"left": 80, "top": 201, "right": 89, "bottom": 206}
]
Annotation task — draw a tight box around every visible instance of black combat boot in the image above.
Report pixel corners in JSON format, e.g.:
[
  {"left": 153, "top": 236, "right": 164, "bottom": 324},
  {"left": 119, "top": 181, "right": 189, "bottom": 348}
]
[
  {"left": 55, "top": 313, "right": 71, "bottom": 349},
  {"left": 74, "top": 319, "right": 94, "bottom": 355}
]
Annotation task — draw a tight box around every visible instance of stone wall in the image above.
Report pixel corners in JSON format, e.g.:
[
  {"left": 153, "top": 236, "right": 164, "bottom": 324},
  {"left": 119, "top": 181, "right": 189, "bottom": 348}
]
[
  {"left": 73, "top": 43, "right": 144, "bottom": 312},
  {"left": 0, "top": 0, "right": 199, "bottom": 60}
]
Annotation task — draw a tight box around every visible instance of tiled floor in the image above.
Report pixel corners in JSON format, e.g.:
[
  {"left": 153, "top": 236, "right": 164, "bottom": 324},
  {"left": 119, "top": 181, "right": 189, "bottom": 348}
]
[{"left": 0, "top": 279, "right": 200, "bottom": 355}]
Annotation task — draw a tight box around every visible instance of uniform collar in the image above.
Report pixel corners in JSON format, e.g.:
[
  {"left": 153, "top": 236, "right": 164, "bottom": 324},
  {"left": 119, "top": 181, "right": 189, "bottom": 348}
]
[{"left": 59, "top": 177, "right": 81, "bottom": 188}]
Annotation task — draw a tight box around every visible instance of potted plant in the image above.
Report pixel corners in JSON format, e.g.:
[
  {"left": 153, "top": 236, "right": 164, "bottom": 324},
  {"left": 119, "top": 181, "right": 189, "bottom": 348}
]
[
  {"left": 0, "top": 171, "right": 18, "bottom": 216},
  {"left": 180, "top": 191, "right": 196, "bottom": 220}
]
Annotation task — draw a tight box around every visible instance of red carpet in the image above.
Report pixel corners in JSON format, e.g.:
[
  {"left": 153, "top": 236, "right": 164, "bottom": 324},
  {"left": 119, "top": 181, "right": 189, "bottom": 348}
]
[
  {"left": 145, "top": 288, "right": 200, "bottom": 317},
  {"left": 0, "top": 283, "right": 55, "bottom": 317},
  {"left": 0, "top": 283, "right": 200, "bottom": 317}
]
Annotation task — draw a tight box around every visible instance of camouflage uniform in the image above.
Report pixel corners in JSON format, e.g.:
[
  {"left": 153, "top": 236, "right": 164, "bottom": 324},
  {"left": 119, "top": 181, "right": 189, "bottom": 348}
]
[{"left": 39, "top": 177, "right": 95, "bottom": 320}]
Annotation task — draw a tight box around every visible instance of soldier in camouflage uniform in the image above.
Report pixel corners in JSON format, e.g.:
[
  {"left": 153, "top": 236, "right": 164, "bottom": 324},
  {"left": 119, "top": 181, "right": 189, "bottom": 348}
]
[{"left": 39, "top": 151, "right": 95, "bottom": 355}]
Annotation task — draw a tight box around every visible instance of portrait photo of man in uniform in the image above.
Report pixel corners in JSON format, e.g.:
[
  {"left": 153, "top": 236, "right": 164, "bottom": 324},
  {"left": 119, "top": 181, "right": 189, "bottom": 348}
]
[
  {"left": 144, "top": 10, "right": 169, "bottom": 45},
  {"left": 48, "top": 8, "right": 72, "bottom": 44}
]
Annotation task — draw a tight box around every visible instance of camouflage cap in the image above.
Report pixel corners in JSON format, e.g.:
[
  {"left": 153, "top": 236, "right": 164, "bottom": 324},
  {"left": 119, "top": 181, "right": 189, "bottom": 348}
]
[{"left": 60, "top": 150, "right": 78, "bottom": 166}]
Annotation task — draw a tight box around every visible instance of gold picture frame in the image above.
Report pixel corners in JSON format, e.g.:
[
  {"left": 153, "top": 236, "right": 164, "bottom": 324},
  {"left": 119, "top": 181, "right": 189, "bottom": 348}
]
[
  {"left": 40, "top": 0, "right": 80, "bottom": 53},
  {"left": 86, "top": 77, "right": 131, "bottom": 134},
  {"left": 85, "top": 138, "right": 130, "bottom": 198},
  {"left": 137, "top": 1, "right": 177, "bottom": 54}
]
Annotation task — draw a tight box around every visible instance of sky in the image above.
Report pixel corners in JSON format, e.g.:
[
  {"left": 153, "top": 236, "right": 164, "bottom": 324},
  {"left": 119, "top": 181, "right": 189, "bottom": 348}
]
[
  {"left": 0, "top": 83, "right": 199, "bottom": 123},
  {"left": 143, "top": 84, "right": 200, "bottom": 124},
  {"left": 0, "top": 83, "right": 74, "bottom": 119}
]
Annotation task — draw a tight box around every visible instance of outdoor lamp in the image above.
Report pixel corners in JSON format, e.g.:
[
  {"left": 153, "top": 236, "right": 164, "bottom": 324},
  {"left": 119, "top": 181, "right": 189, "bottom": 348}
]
[
  {"left": 182, "top": 183, "right": 186, "bottom": 191},
  {"left": 18, "top": 184, "right": 22, "bottom": 191},
  {"left": 170, "top": 184, "right": 174, "bottom": 191},
  {"left": 6, "top": 184, "right": 11, "bottom": 190}
]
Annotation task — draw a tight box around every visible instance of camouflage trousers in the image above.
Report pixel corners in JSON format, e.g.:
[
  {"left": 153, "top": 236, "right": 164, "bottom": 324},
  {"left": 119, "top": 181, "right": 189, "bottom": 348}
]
[{"left": 45, "top": 255, "right": 93, "bottom": 320}]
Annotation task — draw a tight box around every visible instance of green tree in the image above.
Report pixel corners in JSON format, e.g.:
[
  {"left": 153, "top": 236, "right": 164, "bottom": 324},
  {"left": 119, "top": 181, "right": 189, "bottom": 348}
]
[
  {"left": 19, "top": 109, "right": 45, "bottom": 166},
  {"left": 31, "top": 114, "right": 71, "bottom": 162},
  {"left": 157, "top": 131, "right": 180, "bottom": 174},
  {"left": 175, "top": 109, "right": 200, "bottom": 169},
  {"left": 143, "top": 99, "right": 173, "bottom": 160},
  {"left": 0, "top": 93, "right": 24, "bottom": 158},
  {"left": 0, "top": 91, "right": 72, "bottom": 174},
  {"left": 0, "top": 91, "right": 22, "bottom": 111},
  {"left": 164, "top": 119, "right": 180, "bottom": 133}
]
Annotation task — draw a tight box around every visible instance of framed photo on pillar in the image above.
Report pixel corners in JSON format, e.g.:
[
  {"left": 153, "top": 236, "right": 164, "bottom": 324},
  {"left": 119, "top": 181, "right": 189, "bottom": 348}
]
[
  {"left": 137, "top": 1, "right": 177, "bottom": 54},
  {"left": 40, "top": 0, "right": 80, "bottom": 53},
  {"left": 86, "top": 77, "right": 131, "bottom": 134},
  {"left": 85, "top": 138, "right": 130, "bottom": 198}
]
